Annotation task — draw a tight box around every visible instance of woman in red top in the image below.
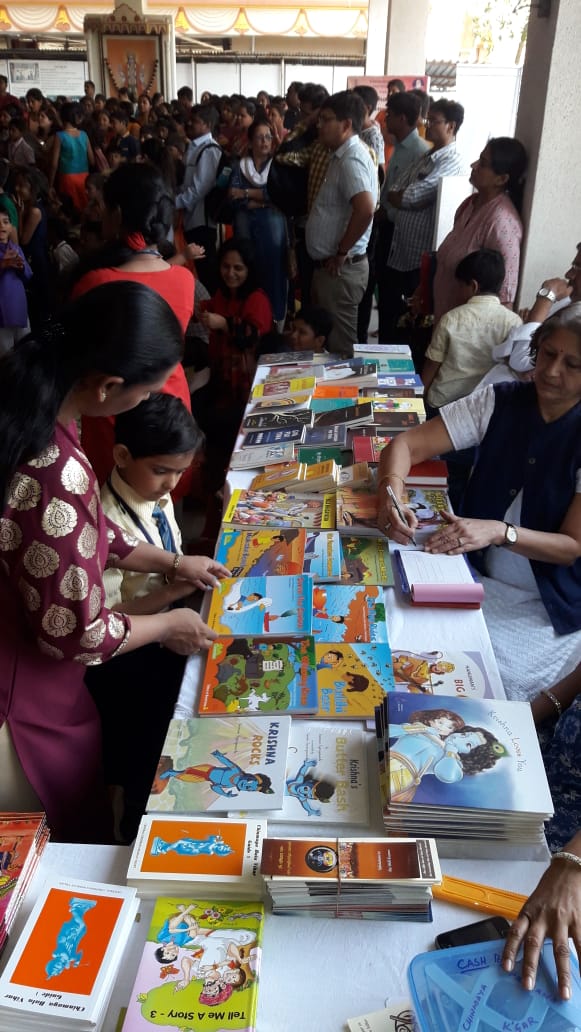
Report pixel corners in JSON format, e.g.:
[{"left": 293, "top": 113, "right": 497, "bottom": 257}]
[
  {"left": 199, "top": 237, "right": 273, "bottom": 489},
  {"left": 72, "top": 164, "right": 195, "bottom": 495}
]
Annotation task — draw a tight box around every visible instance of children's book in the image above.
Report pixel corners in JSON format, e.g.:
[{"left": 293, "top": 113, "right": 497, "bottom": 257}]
[
  {"left": 314, "top": 642, "right": 394, "bottom": 719},
  {"left": 393, "top": 551, "right": 484, "bottom": 608},
  {"left": 207, "top": 575, "right": 313, "bottom": 637},
  {"left": 251, "top": 376, "right": 316, "bottom": 400},
  {"left": 215, "top": 527, "right": 306, "bottom": 577},
  {"left": 240, "top": 722, "right": 370, "bottom": 825},
  {"left": 247, "top": 392, "right": 312, "bottom": 414},
  {"left": 336, "top": 486, "right": 381, "bottom": 537},
  {"left": 351, "top": 436, "right": 392, "bottom": 464},
  {"left": 402, "top": 486, "right": 452, "bottom": 535},
  {"left": 312, "top": 402, "right": 374, "bottom": 429},
  {"left": 121, "top": 898, "right": 264, "bottom": 1032},
  {"left": 0, "top": 878, "right": 138, "bottom": 1030},
  {"left": 223, "top": 488, "right": 335, "bottom": 530},
  {"left": 301, "top": 424, "right": 347, "bottom": 448},
  {"left": 311, "top": 583, "right": 388, "bottom": 642},
  {"left": 229, "top": 443, "right": 296, "bottom": 470},
  {"left": 302, "top": 530, "right": 343, "bottom": 581},
  {"left": 391, "top": 648, "right": 504, "bottom": 700},
  {"left": 242, "top": 427, "right": 306, "bottom": 449},
  {"left": 340, "top": 535, "right": 394, "bottom": 586},
  {"left": 199, "top": 636, "right": 317, "bottom": 715},
  {"left": 0, "top": 812, "right": 49, "bottom": 950},
  {"left": 148, "top": 716, "right": 291, "bottom": 813},
  {"left": 127, "top": 814, "right": 267, "bottom": 898},
  {"left": 242, "top": 410, "right": 313, "bottom": 431}
]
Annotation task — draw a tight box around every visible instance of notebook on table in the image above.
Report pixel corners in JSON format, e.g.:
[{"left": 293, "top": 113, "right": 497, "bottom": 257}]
[{"left": 393, "top": 550, "right": 484, "bottom": 608}]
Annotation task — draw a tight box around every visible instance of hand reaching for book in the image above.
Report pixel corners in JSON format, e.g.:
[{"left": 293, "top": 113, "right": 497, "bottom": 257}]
[
  {"left": 177, "top": 555, "right": 231, "bottom": 591},
  {"left": 163, "top": 609, "right": 218, "bottom": 655},
  {"left": 424, "top": 511, "right": 505, "bottom": 555},
  {"left": 502, "top": 846, "right": 581, "bottom": 1000}
]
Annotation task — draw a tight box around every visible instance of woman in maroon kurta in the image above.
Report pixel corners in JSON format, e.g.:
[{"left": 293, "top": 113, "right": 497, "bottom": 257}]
[{"left": 0, "top": 282, "right": 227, "bottom": 842}]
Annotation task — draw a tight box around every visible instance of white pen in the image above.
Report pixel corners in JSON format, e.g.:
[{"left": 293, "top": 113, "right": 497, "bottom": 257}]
[{"left": 386, "top": 484, "right": 417, "bottom": 547}]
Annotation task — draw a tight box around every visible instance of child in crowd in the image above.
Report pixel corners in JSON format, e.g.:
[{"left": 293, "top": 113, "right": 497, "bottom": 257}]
[
  {"left": 290, "top": 304, "right": 333, "bottom": 353},
  {"left": 421, "top": 248, "right": 522, "bottom": 412},
  {"left": 0, "top": 209, "right": 32, "bottom": 355},
  {"left": 86, "top": 393, "right": 225, "bottom": 841},
  {"left": 110, "top": 110, "right": 140, "bottom": 163},
  {"left": 83, "top": 172, "right": 105, "bottom": 223}
]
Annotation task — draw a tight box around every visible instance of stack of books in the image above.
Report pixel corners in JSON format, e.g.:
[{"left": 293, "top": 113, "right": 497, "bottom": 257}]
[
  {"left": 121, "top": 898, "right": 264, "bottom": 1032},
  {"left": 376, "top": 693, "right": 554, "bottom": 845},
  {"left": 260, "top": 835, "right": 441, "bottom": 921},
  {"left": 0, "top": 878, "right": 138, "bottom": 1031},
  {"left": 127, "top": 814, "right": 267, "bottom": 899},
  {"left": 0, "top": 812, "right": 49, "bottom": 954},
  {"left": 223, "top": 488, "right": 336, "bottom": 530}
]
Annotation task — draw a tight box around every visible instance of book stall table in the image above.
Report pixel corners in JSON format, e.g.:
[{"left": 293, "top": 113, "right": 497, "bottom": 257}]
[{"left": 0, "top": 842, "right": 550, "bottom": 1032}]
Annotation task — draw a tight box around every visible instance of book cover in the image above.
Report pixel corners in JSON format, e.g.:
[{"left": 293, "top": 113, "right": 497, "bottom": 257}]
[
  {"left": 312, "top": 403, "right": 374, "bottom": 429},
  {"left": 371, "top": 411, "right": 421, "bottom": 430},
  {"left": 259, "top": 349, "right": 318, "bottom": 364},
  {"left": 402, "top": 486, "right": 452, "bottom": 533},
  {"left": 321, "top": 362, "right": 378, "bottom": 386},
  {"left": 0, "top": 814, "right": 48, "bottom": 935},
  {"left": 260, "top": 363, "right": 321, "bottom": 381},
  {"left": 375, "top": 358, "right": 415, "bottom": 374},
  {"left": 336, "top": 487, "right": 381, "bottom": 536},
  {"left": 148, "top": 716, "right": 292, "bottom": 812},
  {"left": 340, "top": 535, "right": 394, "bottom": 586},
  {"left": 261, "top": 836, "right": 439, "bottom": 882},
  {"left": 248, "top": 463, "right": 305, "bottom": 492},
  {"left": 351, "top": 436, "right": 392, "bottom": 464},
  {"left": 312, "top": 584, "right": 388, "bottom": 642},
  {"left": 312, "top": 384, "right": 359, "bottom": 400},
  {"left": 121, "top": 898, "right": 264, "bottom": 1032},
  {"left": 391, "top": 649, "right": 501, "bottom": 700},
  {"left": 302, "top": 530, "right": 343, "bottom": 580},
  {"left": 207, "top": 575, "right": 313, "bottom": 637},
  {"left": 314, "top": 642, "right": 394, "bottom": 719},
  {"left": 251, "top": 376, "right": 315, "bottom": 399},
  {"left": 372, "top": 398, "right": 426, "bottom": 415},
  {"left": 215, "top": 527, "right": 306, "bottom": 577},
  {"left": 354, "top": 343, "right": 411, "bottom": 356},
  {"left": 0, "top": 878, "right": 137, "bottom": 1022},
  {"left": 242, "top": 410, "right": 313, "bottom": 431},
  {"left": 229, "top": 443, "right": 296, "bottom": 470},
  {"left": 309, "top": 397, "right": 356, "bottom": 413},
  {"left": 376, "top": 373, "right": 424, "bottom": 391},
  {"left": 252, "top": 722, "right": 369, "bottom": 825},
  {"left": 243, "top": 427, "right": 305, "bottom": 448},
  {"left": 199, "top": 637, "right": 317, "bottom": 715},
  {"left": 247, "top": 393, "right": 312, "bottom": 414},
  {"left": 222, "top": 489, "right": 335, "bottom": 530},
  {"left": 406, "top": 459, "right": 448, "bottom": 486},
  {"left": 127, "top": 814, "right": 266, "bottom": 889},
  {"left": 297, "top": 446, "right": 344, "bottom": 466},
  {"left": 383, "top": 693, "right": 554, "bottom": 816},
  {"left": 291, "top": 459, "right": 338, "bottom": 493},
  {"left": 338, "top": 463, "right": 375, "bottom": 490},
  {"left": 302, "top": 424, "right": 347, "bottom": 448}
]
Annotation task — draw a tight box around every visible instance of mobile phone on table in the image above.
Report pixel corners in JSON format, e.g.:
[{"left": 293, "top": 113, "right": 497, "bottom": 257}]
[{"left": 435, "top": 915, "right": 511, "bottom": 950}]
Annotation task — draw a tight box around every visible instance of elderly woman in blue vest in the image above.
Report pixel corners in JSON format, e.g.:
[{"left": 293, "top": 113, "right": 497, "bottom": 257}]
[
  {"left": 377, "top": 303, "right": 581, "bottom": 703},
  {"left": 228, "top": 118, "right": 288, "bottom": 329}
]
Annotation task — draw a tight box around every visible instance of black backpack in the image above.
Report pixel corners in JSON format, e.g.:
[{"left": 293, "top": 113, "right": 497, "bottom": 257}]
[
  {"left": 266, "top": 126, "right": 317, "bottom": 217},
  {"left": 192, "top": 141, "right": 233, "bottom": 224}
]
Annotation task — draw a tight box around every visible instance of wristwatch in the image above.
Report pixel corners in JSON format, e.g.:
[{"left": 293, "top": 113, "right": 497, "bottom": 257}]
[
  {"left": 537, "top": 286, "right": 558, "bottom": 303},
  {"left": 503, "top": 522, "right": 518, "bottom": 547}
]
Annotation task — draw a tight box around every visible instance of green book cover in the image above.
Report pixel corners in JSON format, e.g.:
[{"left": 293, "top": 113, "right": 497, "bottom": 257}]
[{"left": 297, "top": 447, "right": 344, "bottom": 466}]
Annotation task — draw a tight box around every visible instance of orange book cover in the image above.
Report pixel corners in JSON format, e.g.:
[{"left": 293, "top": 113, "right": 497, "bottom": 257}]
[{"left": 260, "top": 837, "right": 440, "bottom": 882}]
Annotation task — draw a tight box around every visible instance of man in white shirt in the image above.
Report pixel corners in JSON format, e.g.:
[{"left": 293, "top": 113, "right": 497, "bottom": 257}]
[
  {"left": 306, "top": 91, "right": 377, "bottom": 357},
  {"left": 494, "top": 242, "right": 580, "bottom": 377},
  {"left": 175, "top": 104, "right": 222, "bottom": 292}
]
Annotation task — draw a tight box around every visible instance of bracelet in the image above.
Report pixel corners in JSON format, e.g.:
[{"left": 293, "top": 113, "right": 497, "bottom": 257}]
[
  {"left": 551, "top": 851, "right": 581, "bottom": 870},
  {"left": 378, "top": 473, "right": 405, "bottom": 486},
  {"left": 539, "top": 689, "right": 563, "bottom": 717},
  {"left": 164, "top": 553, "right": 182, "bottom": 585}
]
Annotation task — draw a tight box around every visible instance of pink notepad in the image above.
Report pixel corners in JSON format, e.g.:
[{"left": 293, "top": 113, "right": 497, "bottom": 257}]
[{"left": 394, "top": 551, "right": 484, "bottom": 608}]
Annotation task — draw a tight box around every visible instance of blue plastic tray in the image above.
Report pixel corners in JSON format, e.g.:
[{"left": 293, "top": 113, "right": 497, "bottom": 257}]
[{"left": 408, "top": 938, "right": 581, "bottom": 1031}]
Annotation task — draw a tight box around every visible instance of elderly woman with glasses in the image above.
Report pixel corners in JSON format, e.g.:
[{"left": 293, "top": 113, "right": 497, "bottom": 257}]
[{"left": 228, "top": 118, "right": 288, "bottom": 327}]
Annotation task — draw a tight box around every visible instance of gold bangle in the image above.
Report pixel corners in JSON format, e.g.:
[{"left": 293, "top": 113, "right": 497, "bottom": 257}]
[
  {"left": 378, "top": 473, "right": 405, "bottom": 486},
  {"left": 164, "top": 553, "right": 182, "bottom": 585}
]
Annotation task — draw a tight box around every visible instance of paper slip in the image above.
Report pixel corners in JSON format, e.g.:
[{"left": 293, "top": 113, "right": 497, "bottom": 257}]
[{"left": 346, "top": 999, "right": 417, "bottom": 1032}]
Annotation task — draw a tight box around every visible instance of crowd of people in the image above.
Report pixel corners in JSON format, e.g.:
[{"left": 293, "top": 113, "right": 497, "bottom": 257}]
[{"left": 0, "top": 71, "right": 580, "bottom": 997}]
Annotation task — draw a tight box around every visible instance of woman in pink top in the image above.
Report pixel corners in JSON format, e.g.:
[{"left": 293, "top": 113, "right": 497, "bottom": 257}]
[{"left": 432, "top": 137, "right": 527, "bottom": 323}]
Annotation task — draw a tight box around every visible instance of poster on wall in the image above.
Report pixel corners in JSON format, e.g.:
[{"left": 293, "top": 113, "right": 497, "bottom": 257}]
[
  {"left": 8, "top": 60, "right": 87, "bottom": 99},
  {"left": 347, "top": 75, "right": 429, "bottom": 109},
  {"left": 102, "top": 36, "right": 160, "bottom": 97}
]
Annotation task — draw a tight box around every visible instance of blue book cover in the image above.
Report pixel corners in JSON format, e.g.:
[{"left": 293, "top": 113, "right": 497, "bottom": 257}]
[
  {"left": 302, "top": 530, "right": 343, "bottom": 581},
  {"left": 243, "top": 427, "right": 305, "bottom": 448},
  {"left": 312, "top": 584, "right": 388, "bottom": 643},
  {"left": 208, "top": 575, "right": 313, "bottom": 637}
]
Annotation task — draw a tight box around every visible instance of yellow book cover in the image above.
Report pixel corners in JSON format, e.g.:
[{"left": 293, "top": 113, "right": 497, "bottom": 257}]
[
  {"left": 250, "top": 462, "right": 304, "bottom": 491},
  {"left": 314, "top": 643, "right": 394, "bottom": 719},
  {"left": 251, "top": 377, "right": 315, "bottom": 400}
]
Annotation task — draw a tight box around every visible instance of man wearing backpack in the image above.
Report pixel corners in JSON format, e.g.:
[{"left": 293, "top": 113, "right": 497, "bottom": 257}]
[{"left": 175, "top": 104, "right": 222, "bottom": 291}]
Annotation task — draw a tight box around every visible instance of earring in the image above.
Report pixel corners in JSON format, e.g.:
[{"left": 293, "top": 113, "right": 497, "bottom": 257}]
[{"left": 100, "top": 390, "right": 107, "bottom": 402}]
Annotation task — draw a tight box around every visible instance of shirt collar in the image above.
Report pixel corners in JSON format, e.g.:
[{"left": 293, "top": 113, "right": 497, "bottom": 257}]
[
  {"left": 466, "top": 294, "right": 501, "bottom": 306},
  {"left": 429, "top": 140, "right": 458, "bottom": 163},
  {"left": 190, "top": 132, "right": 214, "bottom": 149},
  {"left": 398, "top": 129, "right": 421, "bottom": 150},
  {"left": 333, "top": 135, "right": 358, "bottom": 160},
  {"left": 110, "top": 466, "right": 170, "bottom": 519}
]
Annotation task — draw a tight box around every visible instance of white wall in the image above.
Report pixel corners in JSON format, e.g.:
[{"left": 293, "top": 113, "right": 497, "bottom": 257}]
[
  {"left": 240, "top": 63, "right": 281, "bottom": 97},
  {"left": 177, "top": 60, "right": 366, "bottom": 101},
  {"left": 454, "top": 64, "right": 523, "bottom": 168}
]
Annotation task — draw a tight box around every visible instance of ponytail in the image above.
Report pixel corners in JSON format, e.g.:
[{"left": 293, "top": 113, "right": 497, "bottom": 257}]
[{"left": 0, "top": 281, "right": 183, "bottom": 506}]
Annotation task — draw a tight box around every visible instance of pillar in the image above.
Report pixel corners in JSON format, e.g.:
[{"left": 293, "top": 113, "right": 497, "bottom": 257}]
[
  {"left": 365, "top": 0, "right": 389, "bottom": 75},
  {"left": 385, "top": 0, "right": 429, "bottom": 77},
  {"left": 515, "top": 0, "right": 581, "bottom": 304}
]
